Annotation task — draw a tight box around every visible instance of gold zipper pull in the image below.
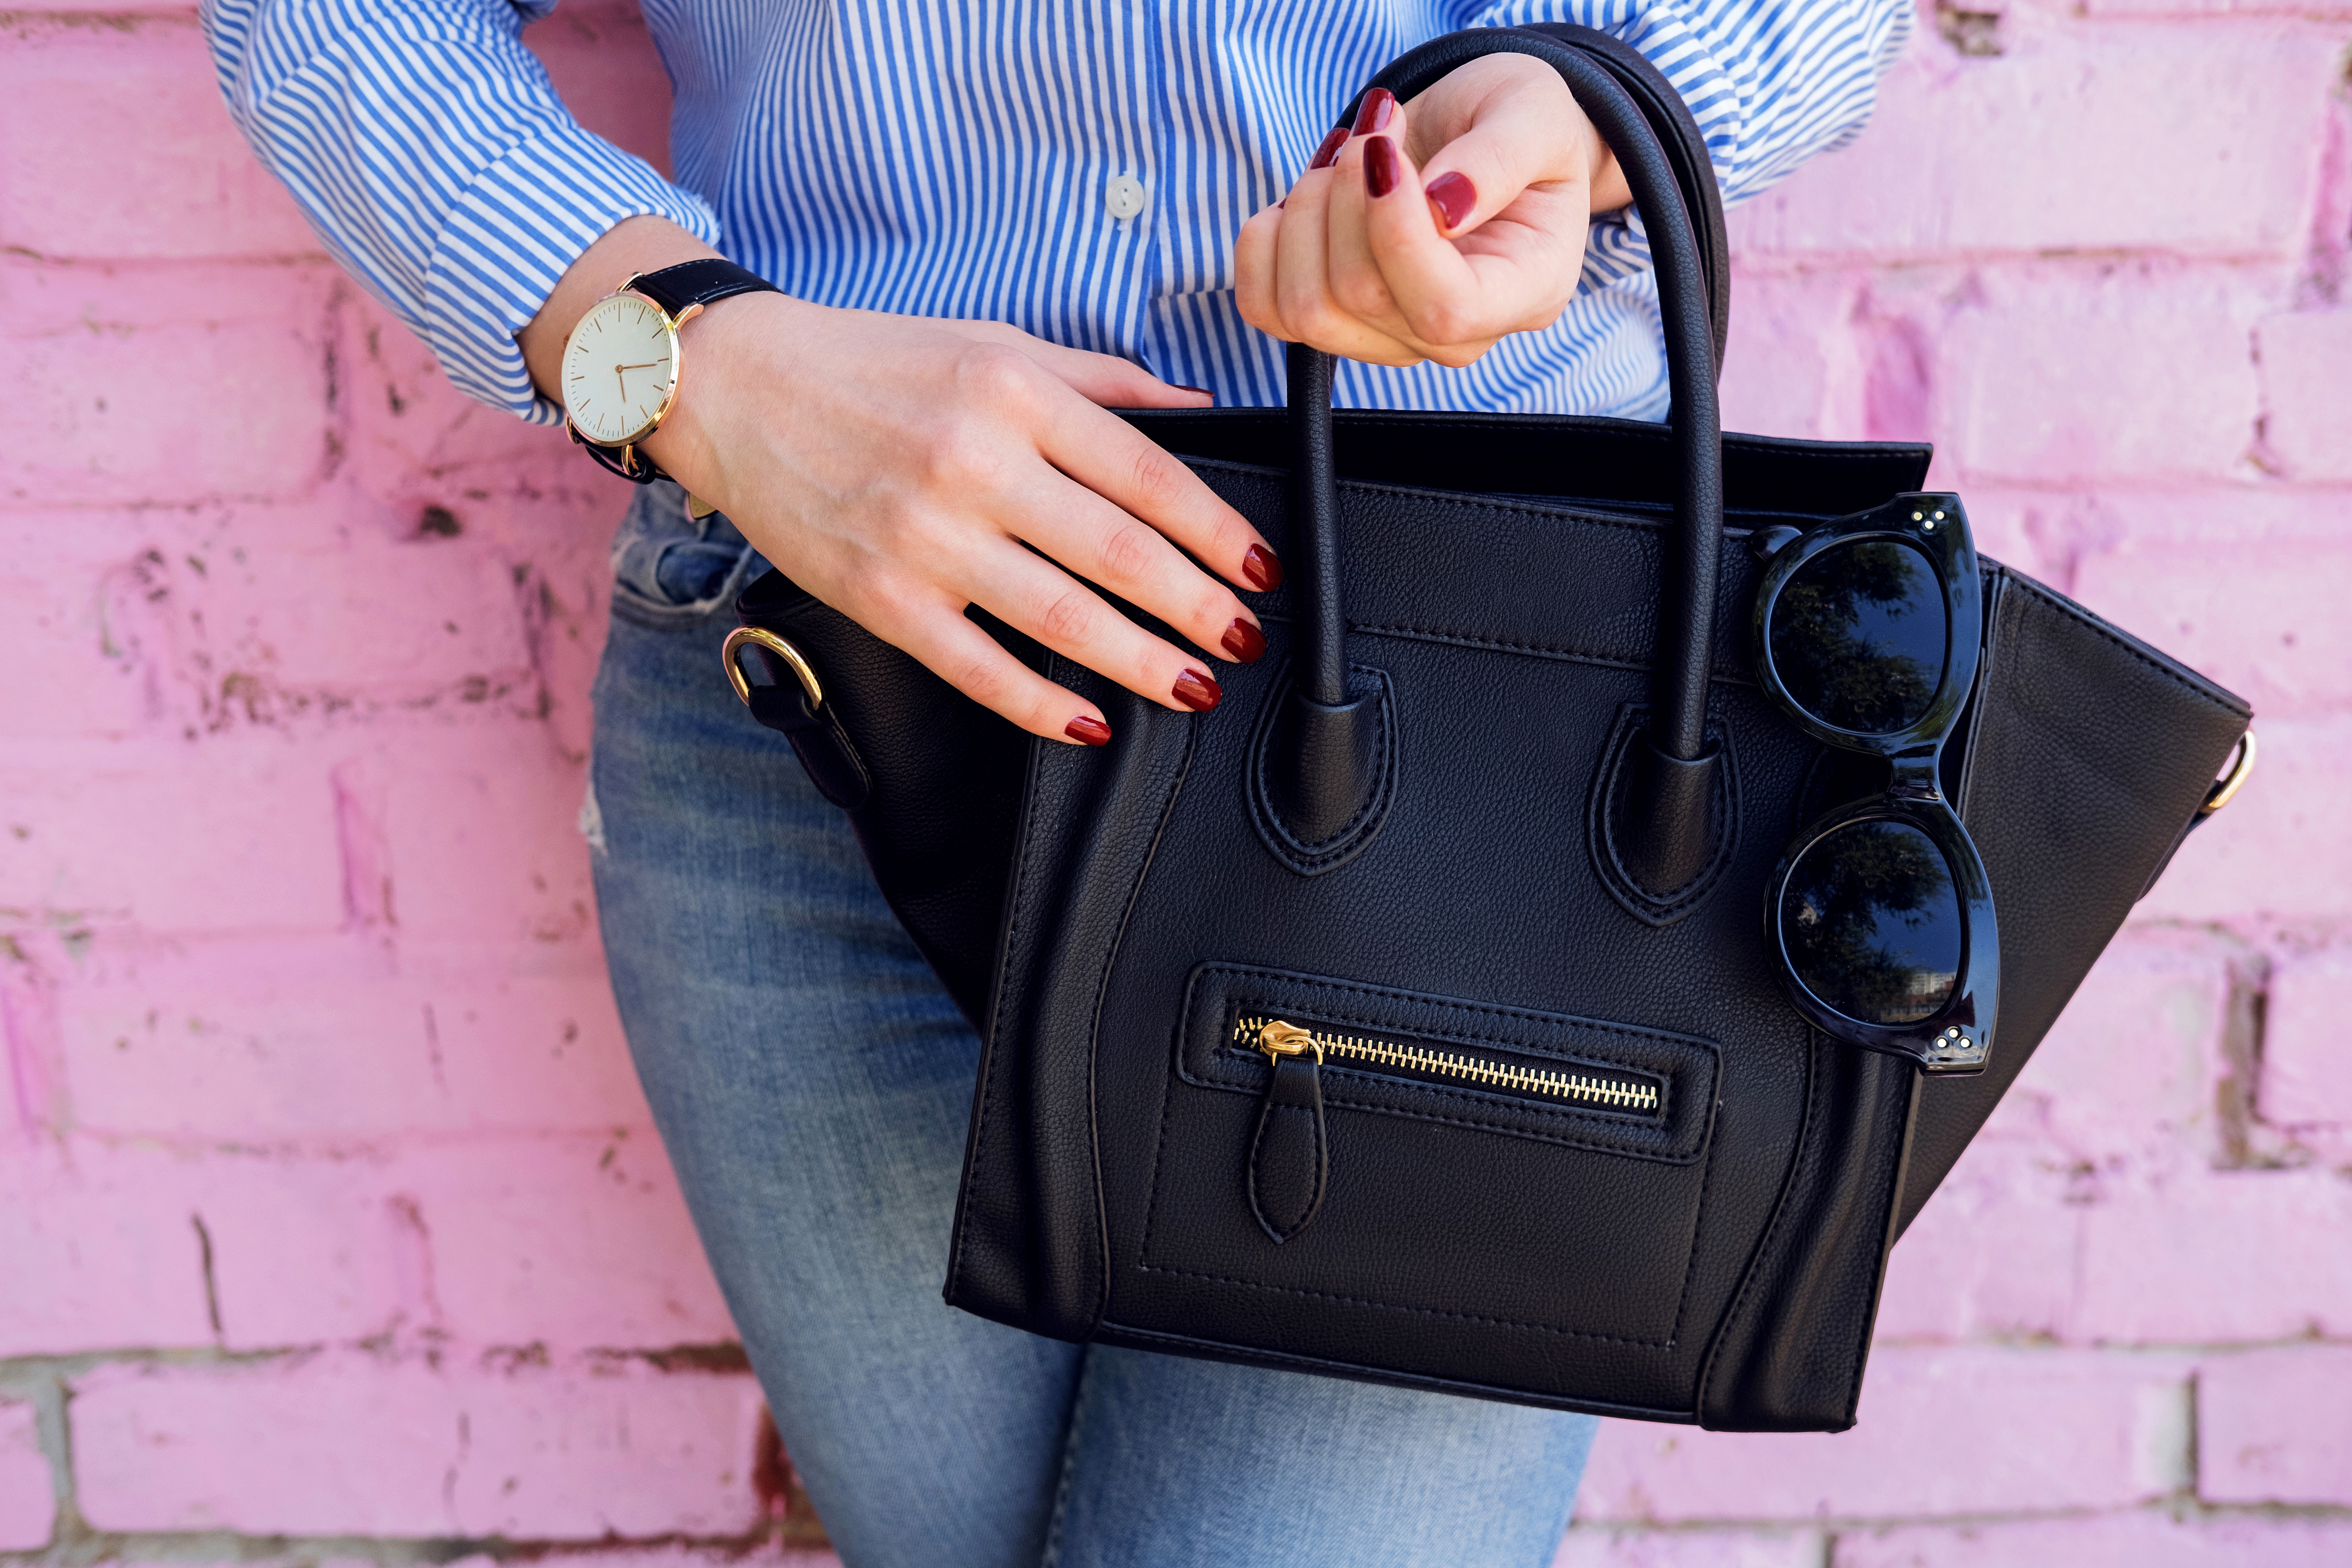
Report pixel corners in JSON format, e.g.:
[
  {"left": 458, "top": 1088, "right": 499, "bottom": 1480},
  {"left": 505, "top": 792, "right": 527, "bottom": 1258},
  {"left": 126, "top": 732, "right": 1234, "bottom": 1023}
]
[
  {"left": 1246, "top": 1019, "right": 1330, "bottom": 1244},
  {"left": 1257, "top": 1020, "right": 1322, "bottom": 1061}
]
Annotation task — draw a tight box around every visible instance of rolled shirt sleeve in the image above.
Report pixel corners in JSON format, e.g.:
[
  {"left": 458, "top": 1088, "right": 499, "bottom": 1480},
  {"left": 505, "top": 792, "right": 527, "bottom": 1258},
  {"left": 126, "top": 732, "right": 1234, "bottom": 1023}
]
[
  {"left": 1466, "top": 0, "right": 1915, "bottom": 209},
  {"left": 201, "top": 0, "right": 722, "bottom": 424}
]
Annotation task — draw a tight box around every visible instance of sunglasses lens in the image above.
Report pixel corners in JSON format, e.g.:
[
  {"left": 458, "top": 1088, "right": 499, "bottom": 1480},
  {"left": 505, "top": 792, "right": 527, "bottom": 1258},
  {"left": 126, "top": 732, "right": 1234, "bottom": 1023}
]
[
  {"left": 1768, "top": 540, "right": 1948, "bottom": 734},
  {"left": 1780, "top": 820, "right": 1963, "bottom": 1026}
]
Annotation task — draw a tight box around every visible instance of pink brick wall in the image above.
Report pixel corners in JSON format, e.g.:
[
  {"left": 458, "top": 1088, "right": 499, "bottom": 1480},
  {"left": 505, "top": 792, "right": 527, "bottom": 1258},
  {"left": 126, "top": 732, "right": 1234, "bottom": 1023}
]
[{"left": 1, "top": 2, "right": 2342, "bottom": 1564}]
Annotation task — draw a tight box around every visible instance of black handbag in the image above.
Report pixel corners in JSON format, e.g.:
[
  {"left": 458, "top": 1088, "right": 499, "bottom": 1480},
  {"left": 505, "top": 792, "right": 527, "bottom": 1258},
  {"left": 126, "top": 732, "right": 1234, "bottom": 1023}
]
[{"left": 721, "top": 27, "right": 2254, "bottom": 1430}]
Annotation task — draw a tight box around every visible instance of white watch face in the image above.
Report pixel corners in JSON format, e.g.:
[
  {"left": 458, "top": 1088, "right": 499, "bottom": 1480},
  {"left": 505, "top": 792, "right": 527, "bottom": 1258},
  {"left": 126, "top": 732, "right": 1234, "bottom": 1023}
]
[{"left": 562, "top": 292, "right": 677, "bottom": 445}]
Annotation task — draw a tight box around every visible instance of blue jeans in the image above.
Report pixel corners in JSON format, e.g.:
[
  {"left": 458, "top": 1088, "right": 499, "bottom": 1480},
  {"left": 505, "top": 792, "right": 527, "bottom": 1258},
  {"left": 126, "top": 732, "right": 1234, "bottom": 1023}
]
[{"left": 587, "top": 483, "right": 1597, "bottom": 1566}]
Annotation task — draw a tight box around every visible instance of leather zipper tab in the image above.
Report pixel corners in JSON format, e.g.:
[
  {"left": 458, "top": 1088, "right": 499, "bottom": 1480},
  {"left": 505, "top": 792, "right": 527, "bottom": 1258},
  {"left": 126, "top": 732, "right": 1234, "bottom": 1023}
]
[{"left": 1247, "top": 1022, "right": 1329, "bottom": 1243}]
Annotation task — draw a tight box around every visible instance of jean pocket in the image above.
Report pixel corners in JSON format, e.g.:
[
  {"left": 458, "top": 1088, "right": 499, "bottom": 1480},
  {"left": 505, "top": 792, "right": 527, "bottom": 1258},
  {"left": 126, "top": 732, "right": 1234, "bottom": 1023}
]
[{"left": 609, "top": 480, "right": 768, "bottom": 626}]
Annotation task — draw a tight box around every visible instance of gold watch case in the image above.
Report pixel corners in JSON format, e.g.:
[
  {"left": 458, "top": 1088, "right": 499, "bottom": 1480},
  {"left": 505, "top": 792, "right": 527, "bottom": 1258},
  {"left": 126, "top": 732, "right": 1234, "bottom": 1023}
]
[{"left": 558, "top": 278, "right": 705, "bottom": 463}]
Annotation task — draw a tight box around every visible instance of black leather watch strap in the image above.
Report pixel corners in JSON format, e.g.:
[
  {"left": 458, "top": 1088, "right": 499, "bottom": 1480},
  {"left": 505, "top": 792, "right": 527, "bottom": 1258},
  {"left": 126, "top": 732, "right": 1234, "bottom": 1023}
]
[{"left": 628, "top": 258, "right": 779, "bottom": 318}]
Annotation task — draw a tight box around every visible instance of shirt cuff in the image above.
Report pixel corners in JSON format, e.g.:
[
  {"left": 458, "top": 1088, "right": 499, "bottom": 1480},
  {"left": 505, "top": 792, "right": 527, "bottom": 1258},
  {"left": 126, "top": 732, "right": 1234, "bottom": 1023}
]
[{"left": 425, "top": 127, "right": 723, "bottom": 425}]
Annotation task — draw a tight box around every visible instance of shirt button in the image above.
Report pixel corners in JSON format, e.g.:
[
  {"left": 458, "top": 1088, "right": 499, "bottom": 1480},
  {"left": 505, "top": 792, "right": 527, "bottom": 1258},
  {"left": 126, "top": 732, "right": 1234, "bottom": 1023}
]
[{"left": 1104, "top": 173, "right": 1147, "bottom": 220}]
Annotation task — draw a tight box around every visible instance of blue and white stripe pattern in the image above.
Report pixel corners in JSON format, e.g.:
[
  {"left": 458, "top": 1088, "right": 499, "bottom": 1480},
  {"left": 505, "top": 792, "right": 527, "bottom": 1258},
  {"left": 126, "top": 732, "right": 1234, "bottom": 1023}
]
[{"left": 202, "top": 0, "right": 1910, "bottom": 426}]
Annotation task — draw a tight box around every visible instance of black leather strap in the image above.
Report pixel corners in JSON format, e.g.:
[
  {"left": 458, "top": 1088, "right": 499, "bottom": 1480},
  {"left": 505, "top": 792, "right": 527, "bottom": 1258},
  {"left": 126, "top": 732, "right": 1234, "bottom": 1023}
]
[
  {"left": 1510, "top": 23, "right": 1730, "bottom": 373},
  {"left": 1278, "top": 31, "right": 1727, "bottom": 892},
  {"left": 628, "top": 257, "right": 780, "bottom": 317}
]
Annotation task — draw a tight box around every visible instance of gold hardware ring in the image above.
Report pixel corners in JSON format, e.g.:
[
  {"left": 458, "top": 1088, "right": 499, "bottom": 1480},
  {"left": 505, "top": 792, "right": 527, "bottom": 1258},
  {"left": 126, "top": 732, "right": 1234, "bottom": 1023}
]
[
  {"left": 722, "top": 625, "right": 824, "bottom": 710},
  {"left": 2199, "top": 729, "right": 2258, "bottom": 817}
]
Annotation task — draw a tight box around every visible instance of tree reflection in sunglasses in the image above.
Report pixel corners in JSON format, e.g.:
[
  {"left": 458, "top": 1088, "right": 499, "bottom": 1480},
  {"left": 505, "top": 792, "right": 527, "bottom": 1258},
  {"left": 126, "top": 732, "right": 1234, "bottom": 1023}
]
[
  {"left": 1769, "top": 542, "right": 1942, "bottom": 734},
  {"left": 1783, "top": 820, "right": 1958, "bottom": 1025}
]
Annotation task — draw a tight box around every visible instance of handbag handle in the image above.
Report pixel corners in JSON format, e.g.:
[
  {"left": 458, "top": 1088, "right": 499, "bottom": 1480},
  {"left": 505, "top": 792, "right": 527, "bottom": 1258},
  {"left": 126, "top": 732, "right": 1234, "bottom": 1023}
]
[{"left": 1275, "top": 28, "right": 1727, "bottom": 893}]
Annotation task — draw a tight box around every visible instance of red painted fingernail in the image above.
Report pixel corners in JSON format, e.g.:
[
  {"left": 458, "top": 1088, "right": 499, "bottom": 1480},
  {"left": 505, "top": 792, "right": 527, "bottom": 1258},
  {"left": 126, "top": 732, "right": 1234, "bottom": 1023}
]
[
  {"left": 1363, "top": 136, "right": 1399, "bottom": 200},
  {"left": 1172, "top": 669, "right": 1222, "bottom": 712},
  {"left": 1220, "top": 618, "right": 1267, "bottom": 663},
  {"left": 1065, "top": 715, "right": 1111, "bottom": 746},
  {"left": 1425, "top": 170, "right": 1476, "bottom": 232},
  {"left": 1242, "top": 544, "right": 1285, "bottom": 591},
  {"left": 1307, "top": 124, "right": 1349, "bottom": 171},
  {"left": 1351, "top": 88, "right": 1395, "bottom": 138}
]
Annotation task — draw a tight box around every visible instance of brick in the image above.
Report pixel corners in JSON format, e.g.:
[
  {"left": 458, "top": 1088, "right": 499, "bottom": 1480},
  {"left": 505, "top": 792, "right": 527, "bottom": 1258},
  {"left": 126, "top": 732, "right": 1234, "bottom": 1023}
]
[
  {"left": 2257, "top": 310, "right": 2352, "bottom": 482},
  {"left": 537, "top": 1552, "right": 842, "bottom": 1568},
  {"left": 2263, "top": 948, "right": 2352, "bottom": 1124},
  {"left": 2134, "top": 715, "right": 2352, "bottom": 923},
  {"left": 185, "top": 1151, "right": 445, "bottom": 1350},
  {"left": 1577, "top": 1347, "right": 2189, "bottom": 1521},
  {"left": 60, "top": 936, "right": 646, "bottom": 1142},
  {"left": 0, "top": 737, "right": 346, "bottom": 935},
  {"left": 122, "top": 532, "right": 538, "bottom": 717},
  {"left": 337, "top": 292, "right": 591, "bottom": 518},
  {"left": 1730, "top": 261, "right": 2267, "bottom": 486},
  {"left": 1935, "top": 265, "right": 2263, "bottom": 485},
  {"left": 0, "top": 16, "right": 322, "bottom": 261},
  {"left": 1728, "top": 28, "right": 2337, "bottom": 260},
  {"left": 401, "top": 1134, "right": 734, "bottom": 1350},
  {"left": 417, "top": 964, "right": 645, "bottom": 1130},
  {"left": 2085, "top": 0, "right": 2352, "bottom": 16},
  {"left": 1717, "top": 269, "right": 1857, "bottom": 443},
  {"left": 119, "top": 1126, "right": 722, "bottom": 1353},
  {"left": 1874, "top": 1138, "right": 2080, "bottom": 1342},
  {"left": 2074, "top": 1167, "right": 2352, "bottom": 1341},
  {"left": 2198, "top": 1344, "right": 2352, "bottom": 1505},
  {"left": 0, "top": 1142, "right": 218, "bottom": 1357},
  {"left": 1834, "top": 1514, "right": 2352, "bottom": 1567},
  {"left": 1555, "top": 1527, "right": 1826, "bottom": 1568},
  {"left": 71, "top": 1353, "right": 762, "bottom": 1538},
  {"left": 445, "top": 1358, "right": 763, "bottom": 1537},
  {"left": 4, "top": 262, "right": 336, "bottom": 507},
  {"left": 0, "top": 1401, "right": 52, "bottom": 1551},
  {"left": 2074, "top": 539, "right": 2352, "bottom": 721},
  {"left": 1998, "top": 932, "right": 2235, "bottom": 1161},
  {"left": 160, "top": 1133, "right": 720, "bottom": 1352},
  {"left": 375, "top": 729, "right": 599, "bottom": 946},
  {"left": 0, "top": 559, "right": 156, "bottom": 741},
  {"left": 0, "top": 504, "right": 576, "bottom": 742},
  {"left": 60, "top": 937, "right": 446, "bottom": 1141}
]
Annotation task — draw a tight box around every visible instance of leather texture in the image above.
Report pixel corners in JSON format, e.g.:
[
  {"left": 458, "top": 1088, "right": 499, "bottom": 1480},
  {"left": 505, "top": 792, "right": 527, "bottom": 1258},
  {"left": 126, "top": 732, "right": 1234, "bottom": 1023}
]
[
  {"left": 1248, "top": 1054, "right": 1330, "bottom": 1243},
  {"left": 730, "top": 30, "right": 2253, "bottom": 1430},
  {"left": 628, "top": 256, "right": 781, "bottom": 316}
]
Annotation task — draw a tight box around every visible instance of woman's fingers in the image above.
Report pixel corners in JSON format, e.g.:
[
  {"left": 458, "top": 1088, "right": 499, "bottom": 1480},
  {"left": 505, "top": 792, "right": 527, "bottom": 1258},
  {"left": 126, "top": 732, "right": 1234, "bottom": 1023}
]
[
  {"left": 938, "top": 318, "right": 1214, "bottom": 408},
  {"left": 1010, "top": 355, "right": 1283, "bottom": 608},
  {"left": 1267, "top": 154, "right": 1427, "bottom": 364},
  {"left": 1018, "top": 424, "right": 1273, "bottom": 670},
  {"left": 868, "top": 580, "right": 1122, "bottom": 745},
  {"left": 961, "top": 520, "right": 1233, "bottom": 717},
  {"left": 1242, "top": 62, "right": 1608, "bottom": 366}
]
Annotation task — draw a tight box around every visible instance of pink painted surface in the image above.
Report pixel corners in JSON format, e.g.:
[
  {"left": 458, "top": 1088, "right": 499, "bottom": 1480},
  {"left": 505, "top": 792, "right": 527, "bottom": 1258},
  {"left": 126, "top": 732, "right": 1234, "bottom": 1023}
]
[
  {"left": 1, "top": 2, "right": 2345, "bottom": 1562},
  {"left": 0, "top": 1403, "right": 51, "bottom": 1551}
]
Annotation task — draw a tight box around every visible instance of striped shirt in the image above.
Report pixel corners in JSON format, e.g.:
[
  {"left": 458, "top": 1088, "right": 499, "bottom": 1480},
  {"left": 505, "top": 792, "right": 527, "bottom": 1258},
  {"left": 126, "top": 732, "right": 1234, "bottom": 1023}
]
[{"left": 201, "top": 0, "right": 1910, "bottom": 426}]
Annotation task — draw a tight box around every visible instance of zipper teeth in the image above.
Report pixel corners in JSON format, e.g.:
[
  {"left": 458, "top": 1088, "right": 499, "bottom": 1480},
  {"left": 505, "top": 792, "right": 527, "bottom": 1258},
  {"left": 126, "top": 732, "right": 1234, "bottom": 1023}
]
[{"left": 1234, "top": 1017, "right": 1660, "bottom": 1114}]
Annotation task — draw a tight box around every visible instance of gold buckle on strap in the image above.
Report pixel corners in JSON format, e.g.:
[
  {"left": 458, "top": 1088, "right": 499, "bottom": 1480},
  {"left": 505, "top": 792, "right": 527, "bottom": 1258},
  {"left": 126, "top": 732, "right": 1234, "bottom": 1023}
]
[
  {"left": 2199, "top": 730, "right": 2257, "bottom": 817},
  {"left": 722, "top": 625, "right": 824, "bottom": 710}
]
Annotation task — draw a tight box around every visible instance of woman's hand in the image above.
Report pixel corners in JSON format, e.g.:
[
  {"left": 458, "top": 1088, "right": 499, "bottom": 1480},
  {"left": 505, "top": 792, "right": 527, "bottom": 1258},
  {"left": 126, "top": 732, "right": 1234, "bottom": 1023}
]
[
  {"left": 1235, "top": 53, "right": 1631, "bottom": 369},
  {"left": 522, "top": 220, "right": 1279, "bottom": 748}
]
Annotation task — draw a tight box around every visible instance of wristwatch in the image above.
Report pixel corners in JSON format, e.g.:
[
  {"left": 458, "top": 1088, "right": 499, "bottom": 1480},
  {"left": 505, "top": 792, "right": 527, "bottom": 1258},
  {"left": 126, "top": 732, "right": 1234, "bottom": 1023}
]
[{"left": 560, "top": 258, "right": 780, "bottom": 485}]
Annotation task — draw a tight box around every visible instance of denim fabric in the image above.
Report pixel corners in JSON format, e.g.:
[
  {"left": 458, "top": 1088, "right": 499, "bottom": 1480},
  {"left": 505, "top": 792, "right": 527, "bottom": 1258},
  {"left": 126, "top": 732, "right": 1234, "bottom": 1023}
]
[{"left": 588, "top": 481, "right": 1597, "bottom": 1566}]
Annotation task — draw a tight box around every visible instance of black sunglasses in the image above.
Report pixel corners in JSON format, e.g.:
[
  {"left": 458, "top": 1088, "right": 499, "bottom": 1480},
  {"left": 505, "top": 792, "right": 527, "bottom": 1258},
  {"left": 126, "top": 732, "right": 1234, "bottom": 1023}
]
[{"left": 1749, "top": 492, "right": 1998, "bottom": 1076}]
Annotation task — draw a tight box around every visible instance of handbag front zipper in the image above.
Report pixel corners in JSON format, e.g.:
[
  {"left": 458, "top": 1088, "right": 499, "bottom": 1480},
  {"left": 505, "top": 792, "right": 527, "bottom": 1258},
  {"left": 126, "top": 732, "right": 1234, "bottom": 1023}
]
[{"left": 1234, "top": 1016, "right": 1663, "bottom": 1118}]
